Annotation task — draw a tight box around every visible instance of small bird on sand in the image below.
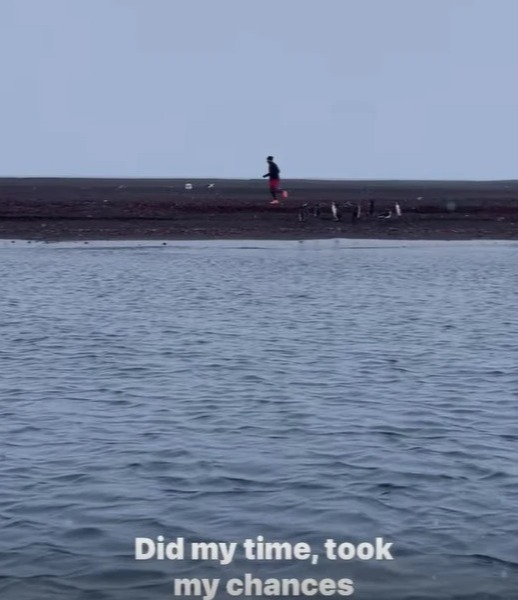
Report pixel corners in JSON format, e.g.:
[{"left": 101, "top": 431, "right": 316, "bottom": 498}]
[
  {"left": 331, "top": 202, "right": 341, "bottom": 221},
  {"left": 378, "top": 210, "right": 393, "bottom": 219},
  {"left": 351, "top": 204, "right": 362, "bottom": 222},
  {"left": 298, "top": 203, "right": 309, "bottom": 222}
]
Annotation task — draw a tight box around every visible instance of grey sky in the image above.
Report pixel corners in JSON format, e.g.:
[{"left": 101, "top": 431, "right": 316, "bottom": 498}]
[{"left": 1, "top": 0, "right": 516, "bottom": 179}]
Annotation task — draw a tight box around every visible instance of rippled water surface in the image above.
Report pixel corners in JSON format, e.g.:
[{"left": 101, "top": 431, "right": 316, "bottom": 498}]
[{"left": 1, "top": 239, "right": 517, "bottom": 600}]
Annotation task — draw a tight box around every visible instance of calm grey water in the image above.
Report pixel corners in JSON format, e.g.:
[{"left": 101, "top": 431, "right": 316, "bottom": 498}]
[{"left": 0, "top": 239, "right": 517, "bottom": 600}]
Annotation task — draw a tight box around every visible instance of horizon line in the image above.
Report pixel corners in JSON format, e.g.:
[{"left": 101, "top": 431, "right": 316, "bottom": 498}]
[{"left": 1, "top": 176, "right": 517, "bottom": 184}]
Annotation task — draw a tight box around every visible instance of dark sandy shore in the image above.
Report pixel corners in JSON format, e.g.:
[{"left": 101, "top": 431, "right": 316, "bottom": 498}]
[{"left": 1, "top": 178, "right": 517, "bottom": 241}]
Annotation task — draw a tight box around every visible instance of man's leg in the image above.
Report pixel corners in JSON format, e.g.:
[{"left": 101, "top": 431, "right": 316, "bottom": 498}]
[{"left": 269, "top": 179, "right": 280, "bottom": 203}]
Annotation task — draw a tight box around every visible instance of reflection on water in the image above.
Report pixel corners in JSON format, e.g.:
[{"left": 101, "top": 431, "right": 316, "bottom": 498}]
[{"left": 0, "top": 240, "right": 517, "bottom": 599}]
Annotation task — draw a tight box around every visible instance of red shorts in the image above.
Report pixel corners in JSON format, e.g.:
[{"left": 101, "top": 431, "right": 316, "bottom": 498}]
[{"left": 269, "top": 179, "right": 280, "bottom": 190}]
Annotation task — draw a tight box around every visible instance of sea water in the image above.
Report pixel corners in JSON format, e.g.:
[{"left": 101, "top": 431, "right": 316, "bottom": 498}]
[{"left": 0, "top": 239, "right": 517, "bottom": 599}]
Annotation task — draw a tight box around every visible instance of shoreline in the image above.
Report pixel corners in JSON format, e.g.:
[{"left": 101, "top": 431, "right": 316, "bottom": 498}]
[
  {"left": 1, "top": 178, "right": 517, "bottom": 242},
  {"left": 2, "top": 217, "right": 517, "bottom": 242},
  {"left": 3, "top": 238, "right": 517, "bottom": 251}
]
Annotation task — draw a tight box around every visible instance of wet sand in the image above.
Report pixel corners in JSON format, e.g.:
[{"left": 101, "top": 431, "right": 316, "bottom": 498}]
[{"left": 1, "top": 178, "right": 517, "bottom": 241}]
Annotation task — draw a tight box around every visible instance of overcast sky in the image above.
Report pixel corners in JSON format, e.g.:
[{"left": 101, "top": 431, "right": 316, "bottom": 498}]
[{"left": 0, "top": 0, "right": 516, "bottom": 180}]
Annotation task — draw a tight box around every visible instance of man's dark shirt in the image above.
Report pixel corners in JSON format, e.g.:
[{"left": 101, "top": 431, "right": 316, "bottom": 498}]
[{"left": 265, "top": 162, "right": 280, "bottom": 180}]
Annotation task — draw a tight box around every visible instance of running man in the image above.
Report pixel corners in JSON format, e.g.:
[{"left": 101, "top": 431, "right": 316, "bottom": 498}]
[{"left": 262, "top": 156, "right": 281, "bottom": 204}]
